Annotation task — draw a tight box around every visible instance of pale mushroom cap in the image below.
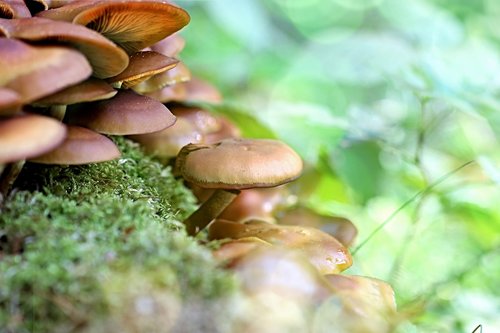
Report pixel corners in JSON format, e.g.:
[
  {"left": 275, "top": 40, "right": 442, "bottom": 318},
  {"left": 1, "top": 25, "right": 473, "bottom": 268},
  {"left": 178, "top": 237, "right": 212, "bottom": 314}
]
[
  {"left": 209, "top": 219, "right": 353, "bottom": 274},
  {"left": 0, "top": 38, "right": 92, "bottom": 103},
  {"left": 0, "top": 17, "right": 129, "bottom": 78},
  {"left": 34, "top": 78, "right": 116, "bottom": 106},
  {"left": 0, "top": 88, "right": 22, "bottom": 116},
  {"left": 132, "top": 61, "right": 190, "bottom": 94},
  {"left": 30, "top": 125, "right": 120, "bottom": 165},
  {"left": 150, "top": 33, "right": 185, "bottom": 57},
  {"left": 144, "top": 82, "right": 186, "bottom": 103},
  {"left": 66, "top": 90, "right": 176, "bottom": 135},
  {"left": 73, "top": 1, "right": 190, "bottom": 54},
  {"left": 175, "top": 138, "right": 303, "bottom": 189},
  {"left": 107, "top": 51, "right": 179, "bottom": 88},
  {"left": 0, "top": 114, "right": 67, "bottom": 163},
  {"left": 184, "top": 77, "right": 222, "bottom": 104}
]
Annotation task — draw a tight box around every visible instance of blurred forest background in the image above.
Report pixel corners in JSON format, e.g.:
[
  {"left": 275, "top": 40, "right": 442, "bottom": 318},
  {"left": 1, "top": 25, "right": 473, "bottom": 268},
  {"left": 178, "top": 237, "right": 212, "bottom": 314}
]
[{"left": 179, "top": 0, "right": 500, "bottom": 332}]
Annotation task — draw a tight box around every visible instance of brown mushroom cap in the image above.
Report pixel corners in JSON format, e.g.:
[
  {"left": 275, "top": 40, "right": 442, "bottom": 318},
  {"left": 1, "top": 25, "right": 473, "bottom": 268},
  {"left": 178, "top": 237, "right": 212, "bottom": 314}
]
[
  {"left": 211, "top": 236, "right": 272, "bottom": 267},
  {"left": 209, "top": 219, "right": 353, "bottom": 274},
  {"left": 132, "top": 61, "right": 190, "bottom": 94},
  {"left": 30, "top": 125, "right": 120, "bottom": 165},
  {"left": 128, "top": 117, "right": 202, "bottom": 160},
  {"left": 66, "top": 90, "right": 176, "bottom": 135},
  {"left": 0, "top": 17, "right": 129, "bottom": 78},
  {"left": 279, "top": 207, "right": 358, "bottom": 247},
  {"left": 107, "top": 51, "right": 179, "bottom": 88},
  {"left": 0, "top": 38, "right": 92, "bottom": 103},
  {"left": 175, "top": 138, "right": 303, "bottom": 190},
  {"left": 171, "top": 105, "right": 220, "bottom": 135},
  {"left": 34, "top": 78, "right": 116, "bottom": 106},
  {"left": 0, "top": 114, "right": 67, "bottom": 163},
  {"left": 0, "top": 0, "right": 31, "bottom": 19},
  {"left": 0, "top": 88, "right": 22, "bottom": 116},
  {"left": 42, "top": 1, "right": 190, "bottom": 54},
  {"left": 184, "top": 77, "right": 222, "bottom": 104}
]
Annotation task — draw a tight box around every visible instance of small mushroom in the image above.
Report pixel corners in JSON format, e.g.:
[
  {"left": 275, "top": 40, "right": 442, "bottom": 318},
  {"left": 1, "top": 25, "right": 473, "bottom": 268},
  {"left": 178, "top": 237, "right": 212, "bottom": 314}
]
[
  {"left": 132, "top": 61, "right": 191, "bottom": 94},
  {"left": 107, "top": 51, "right": 179, "bottom": 89},
  {"left": 0, "top": 88, "right": 22, "bottom": 116},
  {"left": 209, "top": 219, "right": 352, "bottom": 274},
  {"left": 144, "top": 81, "right": 186, "bottom": 103},
  {"left": 33, "top": 78, "right": 117, "bottom": 120},
  {"left": 29, "top": 125, "right": 120, "bottom": 165},
  {"left": 279, "top": 207, "right": 358, "bottom": 247},
  {"left": 175, "top": 138, "right": 303, "bottom": 235},
  {"left": 39, "top": 1, "right": 190, "bottom": 54},
  {"left": 66, "top": 90, "right": 176, "bottom": 135},
  {"left": 0, "top": 38, "right": 92, "bottom": 103},
  {"left": 0, "top": 17, "right": 129, "bottom": 78}
]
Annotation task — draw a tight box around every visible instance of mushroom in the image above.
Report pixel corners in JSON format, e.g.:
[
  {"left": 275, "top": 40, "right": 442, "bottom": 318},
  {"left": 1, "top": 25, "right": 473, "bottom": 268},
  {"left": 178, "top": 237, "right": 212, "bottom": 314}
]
[
  {"left": 29, "top": 125, "right": 120, "bottom": 165},
  {"left": 107, "top": 51, "right": 179, "bottom": 89},
  {"left": 144, "top": 81, "right": 187, "bottom": 103},
  {"left": 132, "top": 61, "right": 191, "bottom": 94},
  {"left": 278, "top": 207, "right": 358, "bottom": 247},
  {"left": 33, "top": 78, "right": 117, "bottom": 120},
  {"left": 208, "top": 219, "right": 352, "bottom": 274},
  {"left": 65, "top": 90, "right": 176, "bottom": 135},
  {"left": 0, "top": 0, "right": 31, "bottom": 19},
  {"left": 174, "top": 138, "right": 303, "bottom": 235},
  {"left": 0, "top": 88, "right": 22, "bottom": 116},
  {"left": 39, "top": 0, "right": 190, "bottom": 54},
  {"left": 315, "top": 275, "right": 398, "bottom": 333},
  {"left": 183, "top": 77, "right": 222, "bottom": 104},
  {"left": 150, "top": 33, "right": 185, "bottom": 57},
  {"left": 0, "top": 17, "right": 129, "bottom": 78},
  {"left": 211, "top": 236, "right": 272, "bottom": 267},
  {"left": 0, "top": 38, "right": 92, "bottom": 103}
]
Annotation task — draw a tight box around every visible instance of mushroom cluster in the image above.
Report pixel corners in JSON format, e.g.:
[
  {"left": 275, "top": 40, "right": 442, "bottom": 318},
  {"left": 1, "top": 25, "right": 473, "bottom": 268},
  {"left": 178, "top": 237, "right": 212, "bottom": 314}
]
[{"left": 0, "top": 1, "right": 398, "bottom": 331}]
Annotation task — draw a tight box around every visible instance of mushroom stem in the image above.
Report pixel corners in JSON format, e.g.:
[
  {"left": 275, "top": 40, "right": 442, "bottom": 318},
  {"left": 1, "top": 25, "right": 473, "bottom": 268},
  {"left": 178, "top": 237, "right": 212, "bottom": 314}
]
[
  {"left": 184, "top": 189, "right": 240, "bottom": 236},
  {"left": 0, "top": 160, "right": 25, "bottom": 205},
  {"left": 49, "top": 105, "right": 67, "bottom": 121}
]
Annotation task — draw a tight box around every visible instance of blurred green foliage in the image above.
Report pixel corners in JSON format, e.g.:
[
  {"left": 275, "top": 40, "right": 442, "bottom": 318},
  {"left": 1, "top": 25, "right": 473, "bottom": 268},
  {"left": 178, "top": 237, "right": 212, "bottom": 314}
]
[{"left": 180, "top": 0, "right": 500, "bottom": 331}]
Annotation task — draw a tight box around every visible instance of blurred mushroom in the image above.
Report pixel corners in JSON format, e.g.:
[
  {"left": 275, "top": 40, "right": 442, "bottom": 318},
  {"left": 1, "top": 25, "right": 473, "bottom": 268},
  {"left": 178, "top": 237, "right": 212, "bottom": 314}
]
[
  {"left": 175, "top": 138, "right": 303, "bottom": 235},
  {"left": 314, "top": 275, "right": 398, "bottom": 333},
  {"left": 0, "top": 0, "right": 31, "bottom": 19},
  {"left": 34, "top": 78, "right": 117, "bottom": 120},
  {"left": 0, "top": 17, "right": 129, "bottom": 78},
  {"left": 144, "top": 81, "right": 186, "bottom": 103},
  {"left": 209, "top": 219, "right": 352, "bottom": 274},
  {"left": 0, "top": 38, "right": 92, "bottom": 103},
  {"left": 107, "top": 51, "right": 179, "bottom": 89},
  {"left": 0, "top": 88, "right": 22, "bottom": 116},
  {"left": 29, "top": 125, "right": 120, "bottom": 165},
  {"left": 150, "top": 33, "right": 185, "bottom": 57},
  {"left": 211, "top": 236, "right": 272, "bottom": 267},
  {"left": 278, "top": 207, "right": 358, "bottom": 247},
  {"left": 183, "top": 77, "right": 222, "bottom": 104},
  {"left": 132, "top": 61, "right": 191, "bottom": 94},
  {"left": 39, "top": 0, "right": 190, "bottom": 54},
  {"left": 66, "top": 90, "right": 176, "bottom": 135}
]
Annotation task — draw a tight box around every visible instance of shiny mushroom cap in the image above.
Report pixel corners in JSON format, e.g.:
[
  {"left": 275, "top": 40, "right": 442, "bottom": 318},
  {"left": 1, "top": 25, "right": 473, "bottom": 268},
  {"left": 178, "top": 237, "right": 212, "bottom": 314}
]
[
  {"left": 107, "top": 51, "right": 178, "bottom": 89},
  {"left": 209, "top": 219, "right": 353, "bottom": 274},
  {"left": 0, "top": 17, "right": 129, "bottom": 78},
  {"left": 0, "top": 38, "right": 92, "bottom": 103},
  {"left": 0, "top": 114, "right": 67, "bottom": 163},
  {"left": 66, "top": 90, "right": 176, "bottom": 135},
  {"left": 34, "top": 78, "right": 116, "bottom": 106},
  {"left": 39, "top": 1, "right": 190, "bottom": 53},
  {"left": 175, "top": 138, "right": 303, "bottom": 190},
  {"left": 30, "top": 125, "right": 120, "bottom": 165}
]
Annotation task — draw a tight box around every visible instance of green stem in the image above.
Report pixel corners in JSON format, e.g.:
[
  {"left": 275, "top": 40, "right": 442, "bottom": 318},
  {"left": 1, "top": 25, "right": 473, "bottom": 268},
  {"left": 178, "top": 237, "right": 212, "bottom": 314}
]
[{"left": 184, "top": 189, "right": 240, "bottom": 236}]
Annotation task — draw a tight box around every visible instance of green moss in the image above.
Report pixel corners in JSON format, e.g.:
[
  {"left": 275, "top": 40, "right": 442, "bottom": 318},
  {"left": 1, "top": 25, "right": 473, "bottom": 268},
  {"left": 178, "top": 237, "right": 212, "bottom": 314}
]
[{"left": 0, "top": 138, "right": 237, "bottom": 332}]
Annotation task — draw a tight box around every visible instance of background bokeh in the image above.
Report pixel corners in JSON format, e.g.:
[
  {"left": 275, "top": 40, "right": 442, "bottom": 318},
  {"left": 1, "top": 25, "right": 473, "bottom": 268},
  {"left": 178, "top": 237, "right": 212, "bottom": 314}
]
[{"left": 179, "top": 0, "right": 500, "bottom": 331}]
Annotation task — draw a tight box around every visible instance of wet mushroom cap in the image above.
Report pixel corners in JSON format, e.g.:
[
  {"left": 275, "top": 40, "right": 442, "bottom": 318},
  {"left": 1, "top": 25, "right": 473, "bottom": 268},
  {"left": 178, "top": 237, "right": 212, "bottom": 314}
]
[
  {"left": 107, "top": 51, "right": 179, "bottom": 88},
  {"left": 0, "top": 17, "right": 129, "bottom": 78},
  {"left": 66, "top": 90, "right": 176, "bottom": 135},
  {"left": 0, "top": 114, "right": 67, "bottom": 163},
  {"left": 175, "top": 138, "right": 303, "bottom": 190},
  {"left": 30, "top": 125, "right": 120, "bottom": 165},
  {"left": 0, "top": 38, "right": 92, "bottom": 103},
  {"left": 34, "top": 78, "right": 116, "bottom": 106}
]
